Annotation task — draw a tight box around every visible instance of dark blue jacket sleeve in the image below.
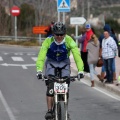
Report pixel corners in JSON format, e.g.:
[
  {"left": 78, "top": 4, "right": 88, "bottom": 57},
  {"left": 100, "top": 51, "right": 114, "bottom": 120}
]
[
  {"left": 111, "top": 34, "right": 118, "bottom": 46},
  {"left": 99, "top": 34, "right": 104, "bottom": 48}
]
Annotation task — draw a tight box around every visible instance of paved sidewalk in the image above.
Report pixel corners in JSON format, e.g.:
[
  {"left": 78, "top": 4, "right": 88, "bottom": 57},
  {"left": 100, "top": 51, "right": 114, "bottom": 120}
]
[{"left": 70, "top": 55, "right": 120, "bottom": 97}]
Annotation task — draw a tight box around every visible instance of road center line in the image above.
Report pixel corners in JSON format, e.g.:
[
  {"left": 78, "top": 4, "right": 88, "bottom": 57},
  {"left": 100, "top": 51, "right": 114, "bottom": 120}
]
[{"left": 0, "top": 90, "right": 17, "bottom": 120}]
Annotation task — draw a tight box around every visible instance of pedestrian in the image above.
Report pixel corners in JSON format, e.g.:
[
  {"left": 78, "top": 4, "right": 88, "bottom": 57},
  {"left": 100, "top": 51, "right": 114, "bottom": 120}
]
[
  {"left": 86, "top": 34, "right": 101, "bottom": 87},
  {"left": 102, "top": 31, "right": 117, "bottom": 83},
  {"left": 77, "top": 26, "right": 86, "bottom": 51},
  {"left": 99, "top": 24, "right": 118, "bottom": 81},
  {"left": 45, "top": 21, "right": 55, "bottom": 37},
  {"left": 80, "top": 23, "right": 94, "bottom": 73},
  {"left": 71, "top": 24, "right": 94, "bottom": 73}
]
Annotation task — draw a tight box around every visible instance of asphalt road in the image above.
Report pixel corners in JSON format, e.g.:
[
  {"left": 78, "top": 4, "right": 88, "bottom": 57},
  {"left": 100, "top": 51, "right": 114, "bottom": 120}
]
[{"left": 0, "top": 45, "right": 120, "bottom": 120}]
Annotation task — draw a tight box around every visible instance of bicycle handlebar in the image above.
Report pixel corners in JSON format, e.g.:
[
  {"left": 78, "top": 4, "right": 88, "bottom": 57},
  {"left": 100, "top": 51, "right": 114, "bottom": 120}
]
[{"left": 42, "top": 75, "right": 78, "bottom": 83}]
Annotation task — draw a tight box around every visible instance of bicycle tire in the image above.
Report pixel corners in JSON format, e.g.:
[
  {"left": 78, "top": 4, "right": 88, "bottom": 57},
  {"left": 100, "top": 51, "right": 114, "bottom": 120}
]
[{"left": 58, "top": 101, "right": 65, "bottom": 120}]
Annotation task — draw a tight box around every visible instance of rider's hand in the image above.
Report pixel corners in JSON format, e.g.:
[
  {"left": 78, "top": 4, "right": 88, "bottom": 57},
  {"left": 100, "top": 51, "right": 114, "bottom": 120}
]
[
  {"left": 36, "top": 71, "right": 43, "bottom": 80},
  {"left": 78, "top": 71, "right": 84, "bottom": 80}
]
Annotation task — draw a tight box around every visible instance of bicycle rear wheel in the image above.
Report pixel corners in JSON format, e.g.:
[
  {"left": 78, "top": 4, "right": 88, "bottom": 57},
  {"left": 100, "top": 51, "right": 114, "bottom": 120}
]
[{"left": 57, "top": 101, "right": 65, "bottom": 120}]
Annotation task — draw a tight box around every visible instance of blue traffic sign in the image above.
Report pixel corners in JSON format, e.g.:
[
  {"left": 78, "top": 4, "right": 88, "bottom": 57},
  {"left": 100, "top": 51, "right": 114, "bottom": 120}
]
[{"left": 57, "top": 0, "right": 70, "bottom": 12}]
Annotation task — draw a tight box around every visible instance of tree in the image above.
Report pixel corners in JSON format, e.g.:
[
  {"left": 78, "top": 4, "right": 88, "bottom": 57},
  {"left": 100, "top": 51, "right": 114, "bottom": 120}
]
[
  {"left": 0, "top": 3, "right": 11, "bottom": 35},
  {"left": 18, "top": 3, "right": 35, "bottom": 30},
  {"left": 35, "top": 0, "right": 57, "bottom": 25}
]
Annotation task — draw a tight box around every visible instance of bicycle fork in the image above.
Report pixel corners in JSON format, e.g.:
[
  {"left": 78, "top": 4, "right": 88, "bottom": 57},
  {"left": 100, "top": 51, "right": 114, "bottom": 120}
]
[{"left": 54, "top": 93, "right": 68, "bottom": 120}]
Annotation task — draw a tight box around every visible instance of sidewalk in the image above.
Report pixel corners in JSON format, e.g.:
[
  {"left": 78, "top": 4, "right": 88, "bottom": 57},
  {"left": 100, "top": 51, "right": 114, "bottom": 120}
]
[{"left": 70, "top": 55, "right": 120, "bottom": 97}]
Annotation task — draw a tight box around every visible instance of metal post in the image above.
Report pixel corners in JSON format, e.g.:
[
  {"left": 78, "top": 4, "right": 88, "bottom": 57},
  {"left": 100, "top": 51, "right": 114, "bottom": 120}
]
[
  {"left": 58, "top": 12, "right": 60, "bottom": 22},
  {"left": 39, "top": 34, "right": 41, "bottom": 45},
  {"left": 15, "top": 16, "right": 17, "bottom": 41},
  {"left": 75, "top": 25, "right": 78, "bottom": 46},
  {"left": 63, "top": 12, "right": 65, "bottom": 24},
  {"left": 87, "top": 0, "right": 90, "bottom": 20},
  {"left": 82, "top": 0, "right": 84, "bottom": 17}
]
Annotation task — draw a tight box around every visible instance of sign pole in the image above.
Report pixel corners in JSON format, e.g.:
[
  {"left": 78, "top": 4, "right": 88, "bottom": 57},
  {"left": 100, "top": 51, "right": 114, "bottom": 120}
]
[
  {"left": 58, "top": 12, "right": 60, "bottom": 22},
  {"left": 75, "top": 25, "right": 78, "bottom": 46},
  {"left": 63, "top": 12, "right": 65, "bottom": 24},
  {"left": 15, "top": 16, "right": 17, "bottom": 41},
  {"left": 10, "top": 6, "right": 20, "bottom": 41},
  {"left": 39, "top": 34, "right": 41, "bottom": 45}
]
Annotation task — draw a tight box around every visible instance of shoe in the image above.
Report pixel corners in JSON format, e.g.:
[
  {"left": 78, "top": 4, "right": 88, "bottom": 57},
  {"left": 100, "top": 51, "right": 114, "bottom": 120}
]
[
  {"left": 45, "top": 110, "right": 53, "bottom": 119},
  {"left": 104, "top": 80, "right": 109, "bottom": 83},
  {"left": 104, "top": 80, "right": 113, "bottom": 84}
]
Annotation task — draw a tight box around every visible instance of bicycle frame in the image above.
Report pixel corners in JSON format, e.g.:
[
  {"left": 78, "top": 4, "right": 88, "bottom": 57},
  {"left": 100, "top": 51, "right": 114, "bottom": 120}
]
[
  {"left": 54, "top": 81, "right": 68, "bottom": 120},
  {"left": 50, "top": 64, "right": 68, "bottom": 120}
]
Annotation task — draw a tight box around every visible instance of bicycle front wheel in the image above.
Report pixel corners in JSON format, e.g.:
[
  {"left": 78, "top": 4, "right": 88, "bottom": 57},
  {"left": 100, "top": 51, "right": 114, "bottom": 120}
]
[{"left": 57, "top": 101, "right": 65, "bottom": 120}]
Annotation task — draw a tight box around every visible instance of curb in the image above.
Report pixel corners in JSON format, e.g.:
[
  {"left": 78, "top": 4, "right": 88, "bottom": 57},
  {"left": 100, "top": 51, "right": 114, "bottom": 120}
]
[{"left": 71, "top": 67, "right": 120, "bottom": 97}]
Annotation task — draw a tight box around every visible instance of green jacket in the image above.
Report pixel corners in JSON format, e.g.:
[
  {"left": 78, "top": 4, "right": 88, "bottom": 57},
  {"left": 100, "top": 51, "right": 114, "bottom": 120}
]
[{"left": 36, "top": 35, "right": 84, "bottom": 72}]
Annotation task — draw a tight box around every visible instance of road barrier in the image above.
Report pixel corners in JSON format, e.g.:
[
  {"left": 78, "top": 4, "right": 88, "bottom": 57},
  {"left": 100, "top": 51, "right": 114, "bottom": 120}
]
[{"left": 0, "top": 36, "right": 45, "bottom": 41}]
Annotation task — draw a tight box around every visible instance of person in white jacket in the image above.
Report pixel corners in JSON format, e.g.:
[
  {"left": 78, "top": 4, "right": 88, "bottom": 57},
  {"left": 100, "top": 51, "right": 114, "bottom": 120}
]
[{"left": 102, "top": 31, "right": 117, "bottom": 83}]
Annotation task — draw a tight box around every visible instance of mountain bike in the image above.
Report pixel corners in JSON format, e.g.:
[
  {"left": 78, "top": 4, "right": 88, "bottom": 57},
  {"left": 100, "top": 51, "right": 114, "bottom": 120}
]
[{"left": 43, "top": 64, "right": 78, "bottom": 120}]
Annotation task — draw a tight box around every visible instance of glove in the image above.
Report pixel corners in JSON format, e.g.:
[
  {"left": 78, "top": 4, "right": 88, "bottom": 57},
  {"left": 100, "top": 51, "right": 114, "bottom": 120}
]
[
  {"left": 36, "top": 71, "right": 43, "bottom": 80},
  {"left": 78, "top": 71, "right": 84, "bottom": 80}
]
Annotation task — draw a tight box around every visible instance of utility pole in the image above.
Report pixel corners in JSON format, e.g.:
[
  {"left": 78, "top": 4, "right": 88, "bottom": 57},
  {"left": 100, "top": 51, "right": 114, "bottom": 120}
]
[
  {"left": 82, "top": 0, "right": 84, "bottom": 17},
  {"left": 87, "top": 0, "right": 90, "bottom": 20}
]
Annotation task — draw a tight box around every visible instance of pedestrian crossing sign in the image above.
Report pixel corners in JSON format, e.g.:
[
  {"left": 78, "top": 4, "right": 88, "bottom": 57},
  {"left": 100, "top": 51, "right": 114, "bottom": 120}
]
[{"left": 57, "top": 0, "right": 70, "bottom": 12}]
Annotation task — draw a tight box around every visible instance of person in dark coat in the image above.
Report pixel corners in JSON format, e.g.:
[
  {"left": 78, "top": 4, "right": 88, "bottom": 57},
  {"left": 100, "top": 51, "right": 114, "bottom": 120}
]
[
  {"left": 99, "top": 24, "right": 118, "bottom": 81},
  {"left": 45, "top": 21, "right": 55, "bottom": 37}
]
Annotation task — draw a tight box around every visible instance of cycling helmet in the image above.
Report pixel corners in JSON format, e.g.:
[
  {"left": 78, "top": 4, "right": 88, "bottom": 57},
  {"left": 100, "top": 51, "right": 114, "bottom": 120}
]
[{"left": 53, "top": 22, "right": 66, "bottom": 34}]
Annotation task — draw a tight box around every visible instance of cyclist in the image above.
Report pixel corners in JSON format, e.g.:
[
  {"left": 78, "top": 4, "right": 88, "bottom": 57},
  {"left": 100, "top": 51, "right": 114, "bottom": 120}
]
[
  {"left": 45, "top": 21, "right": 55, "bottom": 37},
  {"left": 36, "top": 22, "right": 84, "bottom": 119}
]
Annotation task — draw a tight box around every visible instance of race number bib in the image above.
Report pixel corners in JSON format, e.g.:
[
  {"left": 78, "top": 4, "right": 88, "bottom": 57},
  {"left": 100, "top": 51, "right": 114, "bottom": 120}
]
[{"left": 54, "top": 82, "right": 68, "bottom": 93}]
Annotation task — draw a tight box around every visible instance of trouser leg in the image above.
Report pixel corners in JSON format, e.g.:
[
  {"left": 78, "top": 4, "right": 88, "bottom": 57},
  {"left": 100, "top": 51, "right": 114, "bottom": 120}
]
[{"left": 104, "top": 58, "right": 113, "bottom": 83}]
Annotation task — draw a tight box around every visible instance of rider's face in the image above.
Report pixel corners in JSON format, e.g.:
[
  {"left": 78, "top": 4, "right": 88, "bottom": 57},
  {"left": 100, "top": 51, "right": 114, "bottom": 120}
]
[{"left": 54, "top": 34, "right": 65, "bottom": 43}]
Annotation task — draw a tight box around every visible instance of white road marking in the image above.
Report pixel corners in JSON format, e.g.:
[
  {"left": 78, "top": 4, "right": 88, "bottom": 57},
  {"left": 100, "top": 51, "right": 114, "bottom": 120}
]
[
  {"left": 12, "top": 57, "right": 24, "bottom": 61},
  {"left": 31, "top": 57, "right": 37, "bottom": 61},
  {"left": 3, "top": 52, "right": 9, "bottom": 55},
  {"left": 27, "top": 53, "right": 36, "bottom": 55},
  {"left": 14, "top": 53, "right": 23, "bottom": 55},
  {"left": 0, "top": 90, "right": 16, "bottom": 120},
  {"left": 22, "top": 65, "right": 28, "bottom": 69},
  {"left": 0, "top": 56, "right": 3, "bottom": 61},
  {"left": 0, "top": 63, "right": 36, "bottom": 69},
  {"left": 22, "top": 64, "right": 36, "bottom": 69}
]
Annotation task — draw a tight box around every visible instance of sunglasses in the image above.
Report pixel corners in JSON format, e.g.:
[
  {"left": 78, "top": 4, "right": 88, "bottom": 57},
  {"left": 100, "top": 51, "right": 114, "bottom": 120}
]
[{"left": 55, "top": 34, "right": 64, "bottom": 36}]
